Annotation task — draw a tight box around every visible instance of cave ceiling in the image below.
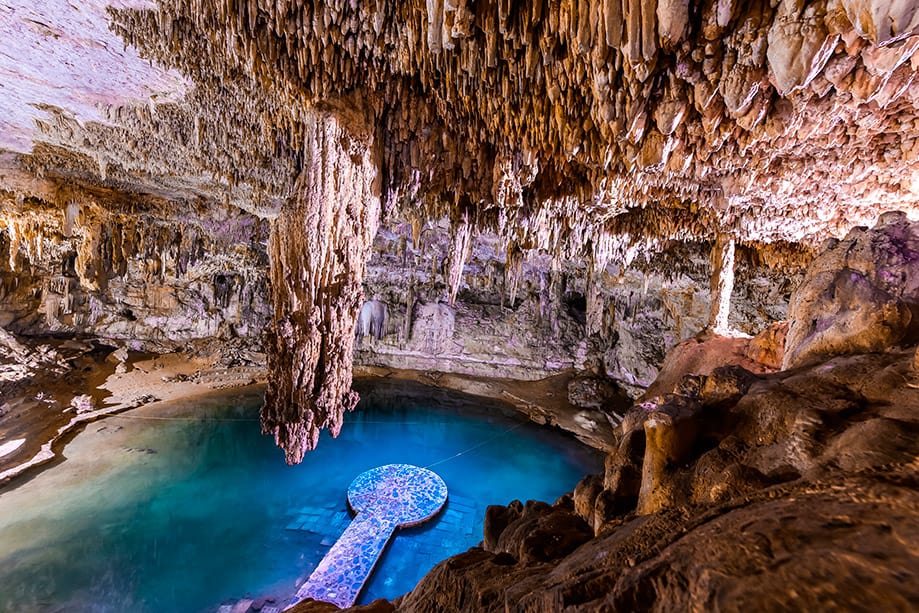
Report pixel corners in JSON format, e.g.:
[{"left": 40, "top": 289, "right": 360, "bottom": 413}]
[{"left": 0, "top": 0, "right": 916, "bottom": 261}]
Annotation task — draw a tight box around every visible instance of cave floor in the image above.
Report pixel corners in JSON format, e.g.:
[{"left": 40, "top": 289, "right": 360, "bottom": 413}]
[
  {"left": 0, "top": 341, "right": 118, "bottom": 480},
  {"left": 0, "top": 348, "right": 250, "bottom": 485}
]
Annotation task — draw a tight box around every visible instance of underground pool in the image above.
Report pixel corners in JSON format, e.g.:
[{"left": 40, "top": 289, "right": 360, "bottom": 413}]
[{"left": 0, "top": 381, "right": 603, "bottom": 612}]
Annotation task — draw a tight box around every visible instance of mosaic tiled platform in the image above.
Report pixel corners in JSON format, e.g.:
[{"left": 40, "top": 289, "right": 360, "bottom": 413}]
[{"left": 286, "top": 464, "right": 448, "bottom": 610}]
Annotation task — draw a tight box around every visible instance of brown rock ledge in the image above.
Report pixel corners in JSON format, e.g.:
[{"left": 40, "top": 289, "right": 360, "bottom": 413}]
[{"left": 386, "top": 350, "right": 919, "bottom": 612}]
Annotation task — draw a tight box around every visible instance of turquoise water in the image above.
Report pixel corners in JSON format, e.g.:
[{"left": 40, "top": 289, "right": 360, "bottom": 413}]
[{"left": 0, "top": 383, "right": 602, "bottom": 612}]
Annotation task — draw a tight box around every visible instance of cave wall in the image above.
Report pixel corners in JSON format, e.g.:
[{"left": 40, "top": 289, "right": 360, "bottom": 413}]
[
  {"left": 0, "top": 177, "right": 800, "bottom": 403},
  {"left": 0, "top": 188, "right": 270, "bottom": 351},
  {"left": 356, "top": 217, "right": 803, "bottom": 395}
]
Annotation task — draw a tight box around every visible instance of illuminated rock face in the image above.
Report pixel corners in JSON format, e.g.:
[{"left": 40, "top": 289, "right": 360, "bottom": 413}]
[
  {"left": 358, "top": 222, "right": 799, "bottom": 395},
  {"left": 784, "top": 211, "right": 919, "bottom": 368},
  {"left": 0, "top": 0, "right": 187, "bottom": 153}
]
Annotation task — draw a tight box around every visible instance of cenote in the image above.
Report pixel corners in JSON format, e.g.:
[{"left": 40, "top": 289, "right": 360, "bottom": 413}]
[{"left": 0, "top": 380, "right": 602, "bottom": 612}]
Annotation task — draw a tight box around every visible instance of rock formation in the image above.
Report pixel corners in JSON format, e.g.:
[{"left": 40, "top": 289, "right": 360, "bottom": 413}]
[
  {"left": 784, "top": 210, "right": 919, "bottom": 368},
  {"left": 0, "top": 187, "right": 270, "bottom": 349},
  {"left": 358, "top": 219, "right": 798, "bottom": 393},
  {"left": 395, "top": 348, "right": 919, "bottom": 612},
  {"left": 261, "top": 111, "right": 381, "bottom": 464}
]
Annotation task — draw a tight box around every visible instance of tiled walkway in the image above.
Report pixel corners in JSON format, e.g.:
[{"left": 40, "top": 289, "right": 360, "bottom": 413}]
[{"left": 286, "top": 464, "right": 448, "bottom": 610}]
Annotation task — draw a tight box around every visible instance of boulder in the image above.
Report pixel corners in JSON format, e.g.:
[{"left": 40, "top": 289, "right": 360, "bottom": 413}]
[
  {"left": 700, "top": 365, "right": 758, "bottom": 405},
  {"left": 642, "top": 332, "right": 776, "bottom": 399},
  {"left": 493, "top": 500, "right": 593, "bottom": 564},
  {"left": 784, "top": 212, "right": 919, "bottom": 368},
  {"left": 483, "top": 500, "right": 522, "bottom": 552},
  {"left": 106, "top": 346, "right": 129, "bottom": 364},
  {"left": 636, "top": 395, "right": 702, "bottom": 515},
  {"left": 567, "top": 376, "right": 625, "bottom": 410},
  {"left": 745, "top": 320, "right": 788, "bottom": 369}
]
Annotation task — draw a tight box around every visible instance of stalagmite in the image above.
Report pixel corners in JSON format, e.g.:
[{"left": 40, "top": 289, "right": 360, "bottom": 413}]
[{"left": 261, "top": 109, "right": 381, "bottom": 464}]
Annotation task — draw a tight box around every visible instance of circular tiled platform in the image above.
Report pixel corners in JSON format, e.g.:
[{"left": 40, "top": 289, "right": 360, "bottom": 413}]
[{"left": 348, "top": 464, "right": 448, "bottom": 527}]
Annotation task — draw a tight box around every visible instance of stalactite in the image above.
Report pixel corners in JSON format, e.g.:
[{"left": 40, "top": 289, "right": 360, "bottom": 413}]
[
  {"left": 504, "top": 243, "right": 524, "bottom": 307},
  {"left": 261, "top": 109, "right": 381, "bottom": 464},
  {"left": 95, "top": 0, "right": 919, "bottom": 265},
  {"left": 708, "top": 232, "right": 736, "bottom": 334},
  {"left": 446, "top": 207, "right": 473, "bottom": 305}
]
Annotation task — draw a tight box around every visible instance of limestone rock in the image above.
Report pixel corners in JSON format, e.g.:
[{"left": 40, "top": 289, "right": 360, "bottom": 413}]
[
  {"left": 1, "top": 0, "right": 917, "bottom": 458},
  {"left": 784, "top": 212, "right": 919, "bottom": 369},
  {"left": 841, "top": 0, "right": 919, "bottom": 44},
  {"left": 0, "top": 197, "right": 270, "bottom": 352},
  {"left": 69, "top": 394, "right": 95, "bottom": 414},
  {"left": 401, "top": 348, "right": 919, "bottom": 611},
  {"left": 107, "top": 347, "right": 130, "bottom": 364},
  {"left": 483, "top": 501, "right": 522, "bottom": 552},
  {"left": 745, "top": 320, "right": 788, "bottom": 369},
  {"left": 642, "top": 332, "right": 778, "bottom": 399},
  {"left": 493, "top": 500, "right": 593, "bottom": 564},
  {"left": 636, "top": 394, "right": 702, "bottom": 514},
  {"left": 767, "top": 0, "right": 838, "bottom": 95},
  {"left": 572, "top": 474, "right": 604, "bottom": 527}
]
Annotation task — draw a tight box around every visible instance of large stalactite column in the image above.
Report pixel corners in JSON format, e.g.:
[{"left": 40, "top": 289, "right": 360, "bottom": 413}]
[
  {"left": 261, "top": 110, "right": 381, "bottom": 464},
  {"left": 708, "top": 232, "right": 736, "bottom": 335}
]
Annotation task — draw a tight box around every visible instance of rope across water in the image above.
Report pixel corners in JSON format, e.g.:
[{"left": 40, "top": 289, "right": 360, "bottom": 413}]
[{"left": 109, "top": 412, "right": 529, "bottom": 469}]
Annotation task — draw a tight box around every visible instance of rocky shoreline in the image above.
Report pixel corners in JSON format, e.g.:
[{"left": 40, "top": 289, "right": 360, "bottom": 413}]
[
  {"left": 388, "top": 349, "right": 919, "bottom": 612},
  {"left": 0, "top": 342, "right": 267, "bottom": 487}
]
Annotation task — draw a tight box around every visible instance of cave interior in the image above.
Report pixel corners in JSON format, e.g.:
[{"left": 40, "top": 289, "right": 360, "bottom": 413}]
[{"left": 1, "top": 0, "right": 919, "bottom": 611}]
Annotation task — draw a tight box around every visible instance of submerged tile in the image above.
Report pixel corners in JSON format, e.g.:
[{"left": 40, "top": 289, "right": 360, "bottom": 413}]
[{"left": 286, "top": 464, "right": 448, "bottom": 610}]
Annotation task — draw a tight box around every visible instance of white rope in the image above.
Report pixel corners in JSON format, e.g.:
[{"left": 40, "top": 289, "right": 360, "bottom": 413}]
[
  {"left": 108, "top": 414, "right": 258, "bottom": 422},
  {"left": 108, "top": 412, "right": 531, "bottom": 469},
  {"left": 425, "top": 422, "right": 525, "bottom": 469},
  {"left": 108, "top": 414, "right": 495, "bottom": 426}
]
